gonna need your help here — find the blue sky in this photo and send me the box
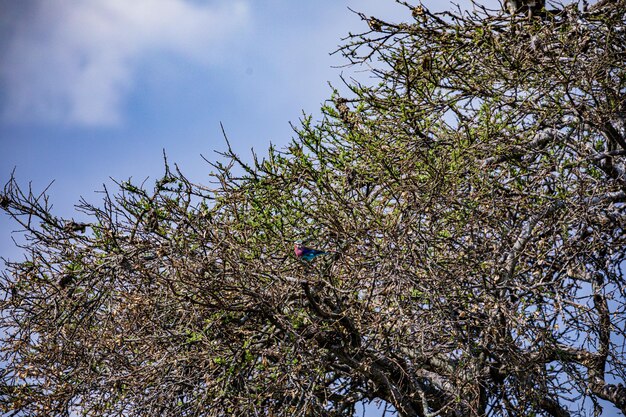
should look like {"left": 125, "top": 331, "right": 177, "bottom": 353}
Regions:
{"left": 0, "top": 0, "right": 421, "bottom": 255}
{"left": 2, "top": 0, "right": 497, "bottom": 255}
{"left": 0, "top": 1, "right": 622, "bottom": 416}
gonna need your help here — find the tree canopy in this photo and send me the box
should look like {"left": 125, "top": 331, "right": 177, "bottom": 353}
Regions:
{"left": 2, "top": 1, "right": 626, "bottom": 416}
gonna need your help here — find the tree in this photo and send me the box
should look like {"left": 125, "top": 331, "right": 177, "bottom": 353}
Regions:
{"left": 2, "top": 1, "right": 626, "bottom": 416}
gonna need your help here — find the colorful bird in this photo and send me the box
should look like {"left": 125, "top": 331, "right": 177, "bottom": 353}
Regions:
{"left": 294, "top": 241, "right": 328, "bottom": 261}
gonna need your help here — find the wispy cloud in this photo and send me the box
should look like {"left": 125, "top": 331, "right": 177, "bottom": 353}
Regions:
{"left": 0, "top": 0, "right": 250, "bottom": 126}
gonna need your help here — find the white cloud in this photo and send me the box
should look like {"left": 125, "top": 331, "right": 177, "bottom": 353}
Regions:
{"left": 0, "top": 0, "right": 250, "bottom": 126}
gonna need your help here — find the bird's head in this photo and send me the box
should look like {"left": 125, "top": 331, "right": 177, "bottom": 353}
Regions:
{"left": 294, "top": 240, "right": 303, "bottom": 249}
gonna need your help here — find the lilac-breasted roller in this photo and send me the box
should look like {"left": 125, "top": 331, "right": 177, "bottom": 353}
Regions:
{"left": 294, "top": 241, "right": 328, "bottom": 261}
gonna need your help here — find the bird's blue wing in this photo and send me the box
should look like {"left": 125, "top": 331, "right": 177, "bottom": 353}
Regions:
{"left": 302, "top": 248, "right": 327, "bottom": 261}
